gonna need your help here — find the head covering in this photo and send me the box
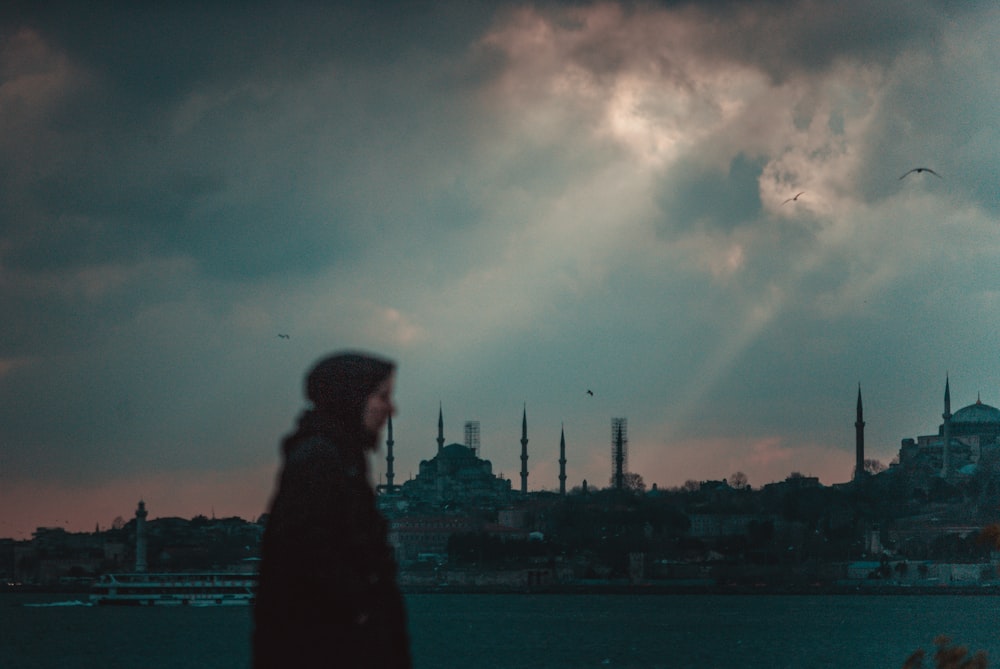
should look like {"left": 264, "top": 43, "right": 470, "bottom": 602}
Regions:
{"left": 306, "top": 352, "right": 395, "bottom": 419}
{"left": 282, "top": 351, "right": 395, "bottom": 456}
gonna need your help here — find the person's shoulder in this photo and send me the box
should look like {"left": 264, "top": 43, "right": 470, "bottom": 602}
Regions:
{"left": 286, "top": 435, "right": 338, "bottom": 465}
{"left": 290, "top": 434, "right": 363, "bottom": 469}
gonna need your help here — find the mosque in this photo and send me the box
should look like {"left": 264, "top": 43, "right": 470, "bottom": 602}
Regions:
{"left": 379, "top": 406, "right": 551, "bottom": 511}
{"left": 895, "top": 377, "right": 1000, "bottom": 477}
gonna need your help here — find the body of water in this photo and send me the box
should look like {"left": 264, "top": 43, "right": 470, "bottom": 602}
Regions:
{"left": 2, "top": 592, "right": 997, "bottom": 668}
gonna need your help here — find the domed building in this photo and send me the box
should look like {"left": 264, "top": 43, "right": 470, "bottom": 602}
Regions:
{"left": 380, "top": 408, "right": 526, "bottom": 566}
{"left": 898, "top": 377, "right": 1000, "bottom": 476}
{"left": 949, "top": 400, "right": 1000, "bottom": 440}
{"left": 398, "top": 407, "right": 513, "bottom": 509}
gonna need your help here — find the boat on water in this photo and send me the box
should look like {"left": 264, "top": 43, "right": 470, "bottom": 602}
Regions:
{"left": 89, "top": 572, "right": 257, "bottom": 606}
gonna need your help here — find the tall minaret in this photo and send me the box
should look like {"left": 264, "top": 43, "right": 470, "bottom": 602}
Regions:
{"left": 519, "top": 404, "right": 529, "bottom": 494}
{"left": 135, "top": 499, "right": 148, "bottom": 573}
{"left": 854, "top": 384, "right": 865, "bottom": 482}
{"left": 558, "top": 424, "right": 567, "bottom": 495}
{"left": 385, "top": 415, "right": 396, "bottom": 492}
{"left": 942, "top": 375, "right": 952, "bottom": 477}
{"left": 436, "top": 403, "right": 445, "bottom": 455}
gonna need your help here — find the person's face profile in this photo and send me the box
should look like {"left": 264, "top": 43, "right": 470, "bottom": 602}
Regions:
{"left": 363, "top": 373, "right": 396, "bottom": 437}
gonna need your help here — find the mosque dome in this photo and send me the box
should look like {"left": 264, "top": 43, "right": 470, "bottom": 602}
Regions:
{"left": 951, "top": 399, "right": 1000, "bottom": 425}
{"left": 439, "top": 443, "right": 477, "bottom": 459}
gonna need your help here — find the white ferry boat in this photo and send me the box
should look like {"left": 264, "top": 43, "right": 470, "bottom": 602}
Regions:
{"left": 89, "top": 572, "right": 257, "bottom": 606}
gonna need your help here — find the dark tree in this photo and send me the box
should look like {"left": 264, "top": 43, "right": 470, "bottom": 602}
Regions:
{"left": 864, "top": 459, "right": 887, "bottom": 475}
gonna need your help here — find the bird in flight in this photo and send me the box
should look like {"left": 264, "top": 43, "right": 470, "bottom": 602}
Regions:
{"left": 899, "top": 167, "right": 941, "bottom": 180}
{"left": 586, "top": 389, "right": 594, "bottom": 396}
{"left": 781, "top": 192, "right": 804, "bottom": 205}
{"left": 278, "top": 333, "right": 290, "bottom": 339}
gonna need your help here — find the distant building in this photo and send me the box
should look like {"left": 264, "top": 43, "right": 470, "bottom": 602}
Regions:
{"left": 687, "top": 514, "right": 759, "bottom": 538}
{"left": 761, "top": 475, "right": 821, "bottom": 494}
{"left": 386, "top": 407, "right": 520, "bottom": 564}
{"left": 897, "top": 377, "right": 1000, "bottom": 476}
{"left": 396, "top": 406, "right": 514, "bottom": 509}
{"left": 0, "top": 538, "right": 14, "bottom": 579}
{"left": 498, "top": 507, "right": 528, "bottom": 530}
{"left": 400, "top": 443, "right": 513, "bottom": 508}
{"left": 388, "top": 515, "right": 480, "bottom": 563}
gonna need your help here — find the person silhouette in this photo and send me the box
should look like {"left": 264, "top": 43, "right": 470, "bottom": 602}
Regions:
{"left": 253, "top": 351, "right": 410, "bottom": 668}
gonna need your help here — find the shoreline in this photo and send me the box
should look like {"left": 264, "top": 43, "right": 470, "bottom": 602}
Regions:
{"left": 398, "top": 582, "right": 1000, "bottom": 595}
{"left": 7, "top": 582, "right": 1000, "bottom": 597}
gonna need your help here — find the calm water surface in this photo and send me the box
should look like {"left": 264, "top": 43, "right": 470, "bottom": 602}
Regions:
{"left": 2, "top": 592, "right": 998, "bottom": 668}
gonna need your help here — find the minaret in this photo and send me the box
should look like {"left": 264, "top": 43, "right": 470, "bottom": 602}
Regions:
{"left": 135, "top": 499, "right": 148, "bottom": 573}
{"left": 559, "top": 424, "right": 567, "bottom": 495}
{"left": 385, "top": 415, "right": 395, "bottom": 492}
{"left": 436, "top": 403, "right": 445, "bottom": 455}
{"left": 942, "top": 375, "right": 952, "bottom": 477}
{"left": 435, "top": 404, "right": 446, "bottom": 495}
{"left": 519, "top": 404, "right": 529, "bottom": 494}
{"left": 854, "top": 384, "right": 865, "bottom": 482}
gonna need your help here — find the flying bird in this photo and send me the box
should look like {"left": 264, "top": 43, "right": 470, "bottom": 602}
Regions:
{"left": 278, "top": 333, "right": 290, "bottom": 339}
{"left": 781, "top": 192, "right": 805, "bottom": 205}
{"left": 586, "top": 389, "right": 594, "bottom": 396}
{"left": 899, "top": 167, "right": 941, "bottom": 180}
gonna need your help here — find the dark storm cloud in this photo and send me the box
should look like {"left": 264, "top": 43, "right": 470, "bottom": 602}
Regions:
{"left": 528, "top": 0, "right": 983, "bottom": 83}
{"left": 1, "top": 1, "right": 505, "bottom": 281}
{"left": 655, "top": 153, "right": 765, "bottom": 233}
{"left": 6, "top": 1, "right": 498, "bottom": 85}
{"left": 706, "top": 2, "right": 940, "bottom": 78}
{"left": 3, "top": 0, "right": 989, "bottom": 284}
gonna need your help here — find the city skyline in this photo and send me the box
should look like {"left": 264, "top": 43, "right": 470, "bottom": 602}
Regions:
{"left": 2, "top": 1, "right": 999, "bottom": 539}
{"left": 0, "top": 380, "right": 988, "bottom": 540}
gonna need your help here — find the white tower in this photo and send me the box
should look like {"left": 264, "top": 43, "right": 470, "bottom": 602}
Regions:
{"left": 135, "top": 500, "right": 148, "bottom": 573}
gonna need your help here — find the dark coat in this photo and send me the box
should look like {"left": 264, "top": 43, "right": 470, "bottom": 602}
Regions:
{"left": 252, "top": 433, "right": 411, "bottom": 668}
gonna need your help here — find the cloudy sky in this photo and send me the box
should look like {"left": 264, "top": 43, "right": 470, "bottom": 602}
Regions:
{"left": 2, "top": 0, "right": 998, "bottom": 538}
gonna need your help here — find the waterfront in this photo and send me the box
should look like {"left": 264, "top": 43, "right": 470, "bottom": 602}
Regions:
{"left": 2, "top": 592, "right": 998, "bottom": 668}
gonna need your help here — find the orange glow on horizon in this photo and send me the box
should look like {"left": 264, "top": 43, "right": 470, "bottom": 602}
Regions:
{"left": 0, "top": 464, "right": 276, "bottom": 540}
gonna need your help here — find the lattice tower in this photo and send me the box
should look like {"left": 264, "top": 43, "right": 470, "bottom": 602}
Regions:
{"left": 611, "top": 417, "right": 628, "bottom": 490}
{"left": 464, "top": 420, "right": 481, "bottom": 456}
